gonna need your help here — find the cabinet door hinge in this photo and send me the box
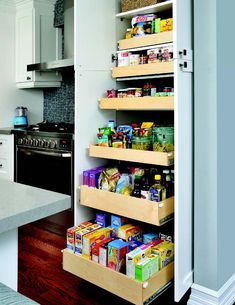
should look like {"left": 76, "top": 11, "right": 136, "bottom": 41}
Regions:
{"left": 179, "top": 60, "right": 193, "bottom": 73}
{"left": 111, "top": 54, "right": 118, "bottom": 63}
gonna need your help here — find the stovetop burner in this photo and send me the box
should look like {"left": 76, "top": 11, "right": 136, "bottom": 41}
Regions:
{"left": 27, "top": 121, "right": 74, "bottom": 133}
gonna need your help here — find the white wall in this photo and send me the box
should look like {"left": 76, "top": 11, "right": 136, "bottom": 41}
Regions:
{"left": 0, "top": 4, "right": 43, "bottom": 128}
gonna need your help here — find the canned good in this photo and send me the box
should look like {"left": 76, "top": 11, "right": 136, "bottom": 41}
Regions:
{"left": 132, "top": 136, "right": 152, "bottom": 151}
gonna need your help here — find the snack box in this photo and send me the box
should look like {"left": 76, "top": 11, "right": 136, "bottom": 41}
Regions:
{"left": 126, "top": 244, "right": 151, "bottom": 279}
{"left": 160, "top": 18, "right": 173, "bottom": 32}
{"left": 91, "top": 237, "right": 114, "bottom": 263}
{"left": 66, "top": 222, "right": 93, "bottom": 252}
{"left": 83, "top": 166, "right": 104, "bottom": 186}
{"left": 135, "top": 258, "right": 151, "bottom": 282}
{"left": 99, "top": 243, "right": 110, "bottom": 267}
{"left": 96, "top": 213, "right": 110, "bottom": 227}
{"left": 147, "top": 49, "right": 158, "bottom": 64}
{"left": 82, "top": 227, "right": 111, "bottom": 259}
{"left": 154, "top": 18, "right": 161, "bottom": 33}
{"left": 147, "top": 238, "right": 163, "bottom": 248}
{"left": 75, "top": 224, "right": 101, "bottom": 255}
{"left": 148, "top": 253, "right": 160, "bottom": 276}
{"left": 89, "top": 167, "right": 104, "bottom": 188}
{"left": 127, "top": 240, "right": 143, "bottom": 252}
{"left": 111, "top": 215, "right": 129, "bottom": 236}
{"left": 118, "top": 224, "right": 142, "bottom": 242}
{"left": 108, "top": 239, "right": 129, "bottom": 272}
{"left": 143, "top": 232, "right": 158, "bottom": 244}
{"left": 151, "top": 241, "right": 174, "bottom": 269}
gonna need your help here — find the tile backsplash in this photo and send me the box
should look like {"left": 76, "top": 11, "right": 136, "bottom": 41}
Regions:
{"left": 43, "top": 71, "right": 75, "bottom": 123}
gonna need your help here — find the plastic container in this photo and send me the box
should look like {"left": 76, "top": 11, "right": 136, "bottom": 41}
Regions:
{"left": 152, "top": 127, "right": 174, "bottom": 152}
{"left": 132, "top": 136, "right": 152, "bottom": 151}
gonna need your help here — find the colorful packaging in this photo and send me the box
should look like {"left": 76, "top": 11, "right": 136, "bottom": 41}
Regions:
{"left": 66, "top": 222, "right": 93, "bottom": 252}
{"left": 111, "top": 215, "right": 129, "bottom": 236}
{"left": 148, "top": 253, "right": 160, "bottom": 277}
{"left": 160, "top": 18, "right": 173, "bottom": 32}
{"left": 127, "top": 240, "right": 143, "bottom": 252}
{"left": 126, "top": 244, "right": 151, "bottom": 279}
{"left": 83, "top": 166, "right": 105, "bottom": 187}
{"left": 151, "top": 241, "right": 174, "bottom": 269}
{"left": 118, "top": 224, "right": 142, "bottom": 242}
{"left": 75, "top": 224, "right": 101, "bottom": 255}
{"left": 154, "top": 18, "right": 161, "bottom": 33}
{"left": 96, "top": 213, "right": 110, "bottom": 227}
{"left": 147, "top": 49, "right": 158, "bottom": 63}
{"left": 108, "top": 239, "right": 129, "bottom": 272}
{"left": 135, "top": 258, "right": 151, "bottom": 282}
{"left": 91, "top": 237, "right": 113, "bottom": 263}
{"left": 82, "top": 227, "right": 111, "bottom": 259}
{"left": 99, "top": 244, "right": 109, "bottom": 267}
{"left": 143, "top": 232, "right": 158, "bottom": 244}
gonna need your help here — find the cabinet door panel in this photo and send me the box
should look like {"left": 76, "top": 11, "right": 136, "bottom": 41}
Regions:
{"left": 16, "top": 10, "right": 33, "bottom": 82}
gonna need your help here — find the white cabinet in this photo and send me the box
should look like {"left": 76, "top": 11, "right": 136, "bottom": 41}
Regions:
{"left": 0, "top": 135, "right": 14, "bottom": 181}
{"left": 15, "top": 0, "right": 62, "bottom": 88}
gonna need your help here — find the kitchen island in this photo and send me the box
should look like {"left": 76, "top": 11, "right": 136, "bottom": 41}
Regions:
{"left": 0, "top": 179, "right": 71, "bottom": 291}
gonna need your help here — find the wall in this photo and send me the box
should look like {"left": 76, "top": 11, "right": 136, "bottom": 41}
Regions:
{"left": 194, "top": 0, "right": 235, "bottom": 292}
{"left": 0, "top": 3, "right": 43, "bottom": 128}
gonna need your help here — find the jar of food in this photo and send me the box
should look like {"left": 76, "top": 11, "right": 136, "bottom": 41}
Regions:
{"left": 153, "top": 127, "right": 174, "bottom": 152}
{"left": 132, "top": 136, "right": 152, "bottom": 151}
{"left": 127, "top": 88, "right": 136, "bottom": 98}
{"left": 130, "top": 54, "right": 140, "bottom": 66}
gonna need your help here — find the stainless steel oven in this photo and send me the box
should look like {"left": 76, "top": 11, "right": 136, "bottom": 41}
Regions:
{"left": 14, "top": 125, "right": 74, "bottom": 229}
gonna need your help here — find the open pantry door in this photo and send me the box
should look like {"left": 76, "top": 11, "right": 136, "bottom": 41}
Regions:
{"left": 173, "top": 0, "right": 194, "bottom": 302}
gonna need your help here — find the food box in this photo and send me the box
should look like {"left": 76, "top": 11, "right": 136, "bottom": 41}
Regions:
{"left": 96, "top": 213, "right": 110, "bottom": 227}
{"left": 151, "top": 241, "right": 174, "bottom": 269}
{"left": 108, "top": 239, "right": 129, "bottom": 272}
{"left": 75, "top": 224, "right": 101, "bottom": 255}
{"left": 127, "top": 240, "right": 143, "bottom": 251}
{"left": 147, "top": 49, "right": 159, "bottom": 63}
{"left": 82, "top": 227, "right": 111, "bottom": 259}
{"left": 99, "top": 244, "right": 109, "bottom": 267}
{"left": 66, "top": 222, "right": 93, "bottom": 252}
{"left": 121, "top": 0, "right": 164, "bottom": 13}
{"left": 160, "top": 18, "right": 173, "bottom": 32}
{"left": 143, "top": 232, "right": 158, "bottom": 244}
{"left": 154, "top": 18, "right": 161, "bottom": 33}
{"left": 135, "top": 253, "right": 160, "bottom": 282}
{"left": 91, "top": 237, "right": 113, "bottom": 263}
{"left": 126, "top": 244, "right": 151, "bottom": 278}
{"left": 118, "top": 224, "right": 142, "bottom": 242}
{"left": 111, "top": 215, "right": 129, "bottom": 236}
{"left": 148, "top": 253, "right": 160, "bottom": 276}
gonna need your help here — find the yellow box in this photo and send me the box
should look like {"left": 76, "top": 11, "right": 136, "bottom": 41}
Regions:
{"left": 66, "top": 221, "right": 93, "bottom": 252}
{"left": 75, "top": 224, "right": 101, "bottom": 255}
{"left": 160, "top": 18, "right": 173, "bottom": 32}
{"left": 118, "top": 224, "right": 142, "bottom": 242}
{"left": 151, "top": 241, "right": 174, "bottom": 269}
{"left": 82, "top": 227, "right": 111, "bottom": 259}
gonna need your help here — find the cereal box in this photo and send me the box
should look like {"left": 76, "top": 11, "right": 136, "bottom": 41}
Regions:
{"left": 111, "top": 215, "right": 129, "bottom": 236}
{"left": 135, "top": 258, "right": 151, "bottom": 282}
{"left": 96, "top": 213, "right": 110, "bottom": 227}
{"left": 66, "top": 221, "right": 93, "bottom": 252}
{"left": 91, "top": 238, "right": 113, "bottom": 263}
{"left": 126, "top": 244, "right": 151, "bottom": 279}
{"left": 127, "top": 240, "right": 143, "bottom": 252}
{"left": 108, "top": 239, "right": 129, "bottom": 272}
{"left": 82, "top": 227, "right": 111, "bottom": 259}
{"left": 75, "top": 224, "right": 101, "bottom": 255}
{"left": 160, "top": 18, "right": 173, "bottom": 32}
{"left": 118, "top": 224, "right": 142, "bottom": 242}
{"left": 147, "top": 49, "right": 158, "bottom": 63}
{"left": 151, "top": 241, "right": 174, "bottom": 269}
{"left": 99, "top": 244, "right": 109, "bottom": 267}
{"left": 148, "top": 254, "right": 160, "bottom": 276}
{"left": 143, "top": 232, "right": 158, "bottom": 244}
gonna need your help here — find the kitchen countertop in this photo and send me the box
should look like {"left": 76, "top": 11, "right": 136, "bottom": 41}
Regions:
{"left": 0, "top": 127, "right": 13, "bottom": 135}
{"left": 0, "top": 179, "right": 71, "bottom": 234}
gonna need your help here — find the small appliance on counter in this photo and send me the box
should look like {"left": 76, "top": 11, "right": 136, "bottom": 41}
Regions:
{"left": 14, "top": 106, "right": 28, "bottom": 128}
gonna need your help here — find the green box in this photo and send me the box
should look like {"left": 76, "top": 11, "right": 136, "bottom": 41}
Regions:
{"left": 154, "top": 18, "right": 161, "bottom": 33}
{"left": 135, "top": 259, "right": 151, "bottom": 282}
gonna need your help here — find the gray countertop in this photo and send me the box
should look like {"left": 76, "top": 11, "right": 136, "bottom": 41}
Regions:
{"left": 0, "top": 128, "right": 13, "bottom": 135}
{"left": 0, "top": 179, "right": 71, "bottom": 234}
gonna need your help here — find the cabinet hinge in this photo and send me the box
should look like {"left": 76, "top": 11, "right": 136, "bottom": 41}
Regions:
{"left": 178, "top": 49, "right": 193, "bottom": 73}
{"left": 111, "top": 54, "right": 118, "bottom": 63}
{"left": 179, "top": 60, "right": 193, "bottom": 73}
{"left": 178, "top": 49, "right": 193, "bottom": 61}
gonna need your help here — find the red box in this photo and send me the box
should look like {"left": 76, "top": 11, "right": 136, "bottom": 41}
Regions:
{"left": 91, "top": 238, "right": 113, "bottom": 263}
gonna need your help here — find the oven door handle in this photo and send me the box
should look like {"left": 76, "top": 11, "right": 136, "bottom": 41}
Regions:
{"left": 18, "top": 148, "right": 71, "bottom": 158}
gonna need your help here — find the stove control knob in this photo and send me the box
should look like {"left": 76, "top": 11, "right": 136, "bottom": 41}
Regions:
{"left": 44, "top": 141, "right": 50, "bottom": 149}
{"left": 50, "top": 141, "right": 56, "bottom": 149}
{"left": 28, "top": 139, "right": 33, "bottom": 146}
{"left": 38, "top": 140, "right": 44, "bottom": 148}
{"left": 18, "top": 138, "right": 23, "bottom": 145}
{"left": 23, "top": 138, "right": 28, "bottom": 145}
{"left": 33, "top": 139, "right": 39, "bottom": 147}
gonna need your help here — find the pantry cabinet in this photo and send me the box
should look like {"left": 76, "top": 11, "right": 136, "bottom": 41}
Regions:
{"left": 15, "top": 0, "right": 62, "bottom": 88}
{"left": 63, "top": 0, "right": 193, "bottom": 304}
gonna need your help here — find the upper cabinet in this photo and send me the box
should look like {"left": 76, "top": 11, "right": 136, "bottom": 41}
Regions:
{"left": 15, "top": 0, "right": 62, "bottom": 88}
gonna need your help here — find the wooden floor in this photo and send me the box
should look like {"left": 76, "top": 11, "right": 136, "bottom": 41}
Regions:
{"left": 18, "top": 222, "right": 190, "bottom": 305}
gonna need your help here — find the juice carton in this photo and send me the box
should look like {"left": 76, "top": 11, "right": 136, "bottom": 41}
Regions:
{"left": 147, "top": 253, "right": 160, "bottom": 276}
{"left": 108, "top": 239, "right": 129, "bottom": 272}
{"left": 111, "top": 215, "right": 129, "bottom": 236}
{"left": 151, "top": 241, "right": 174, "bottom": 269}
{"left": 135, "top": 258, "right": 151, "bottom": 282}
{"left": 66, "top": 221, "right": 93, "bottom": 252}
{"left": 143, "top": 232, "right": 158, "bottom": 244}
{"left": 82, "top": 227, "right": 111, "bottom": 259}
{"left": 118, "top": 224, "right": 142, "bottom": 242}
{"left": 75, "top": 224, "right": 101, "bottom": 255}
{"left": 91, "top": 237, "right": 113, "bottom": 263}
{"left": 96, "top": 213, "right": 110, "bottom": 227}
{"left": 126, "top": 244, "right": 151, "bottom": 279}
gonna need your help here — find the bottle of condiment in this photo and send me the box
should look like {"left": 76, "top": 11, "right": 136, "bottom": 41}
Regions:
{"left": 162, "top": 169, "right": 171, "bottom": 198}
{"left": 140, "top": 169, "right": 151, "bottom": 200}
{"left": 132, "top": 176, "right": 141, "bottom": 198}
{"left": 148, "top": 174, "right": 166, "bottom": 202}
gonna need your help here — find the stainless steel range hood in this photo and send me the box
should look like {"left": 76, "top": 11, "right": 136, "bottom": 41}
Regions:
{"left": 27, "top": 0, "right": 74, "bottom": 72}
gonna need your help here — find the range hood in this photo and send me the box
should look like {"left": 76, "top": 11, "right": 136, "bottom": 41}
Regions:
{"left": 27, "top": 0, "right": 74, "bottom": 72}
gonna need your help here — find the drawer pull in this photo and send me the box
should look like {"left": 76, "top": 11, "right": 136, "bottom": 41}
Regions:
{"left": 0, "top": 164, "right": 2, "bottom": 167}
